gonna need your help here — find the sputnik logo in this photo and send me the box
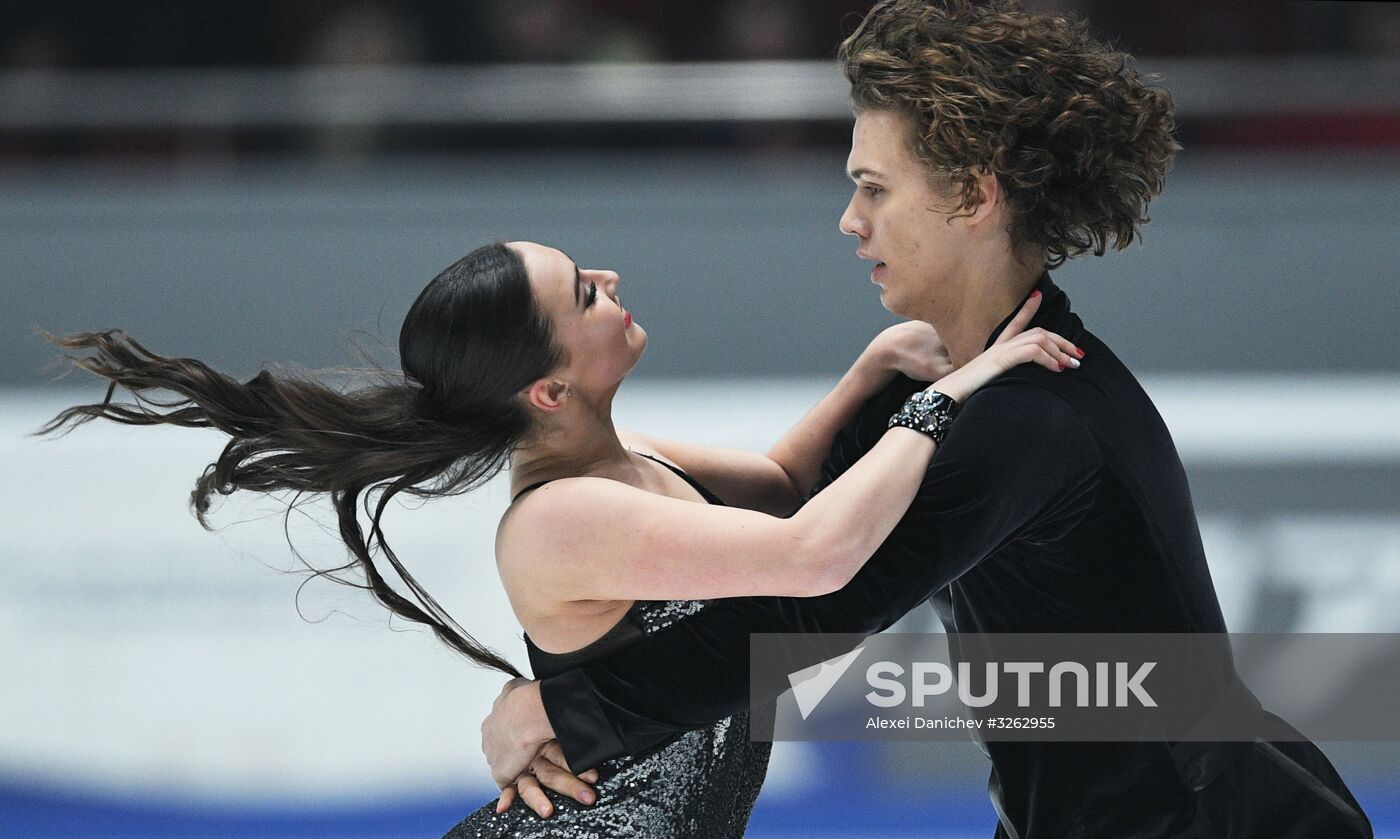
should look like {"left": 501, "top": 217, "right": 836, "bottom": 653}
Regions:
{"left": 788, "top": 646, "right": 866, "bottom": 720}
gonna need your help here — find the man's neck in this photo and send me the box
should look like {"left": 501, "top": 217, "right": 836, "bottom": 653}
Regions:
{"left": 925, "top": 253, "right": 1046, "bottom": 370}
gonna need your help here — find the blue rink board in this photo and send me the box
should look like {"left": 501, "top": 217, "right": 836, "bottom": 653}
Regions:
{"left": 4, "top": 742, "right": 1398, "bottom": 839}
{"left": 4, "top": 783, "right": 1397, "bottom": 838}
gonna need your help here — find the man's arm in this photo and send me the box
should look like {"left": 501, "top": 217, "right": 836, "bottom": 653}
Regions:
{"left": 533, "top": 376, "right": 1102, "bottom": 771}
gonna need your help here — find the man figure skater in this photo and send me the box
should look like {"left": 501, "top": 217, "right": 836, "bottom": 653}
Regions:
{"left": 479, "top": 1, "right": 1373, "bottom": 835}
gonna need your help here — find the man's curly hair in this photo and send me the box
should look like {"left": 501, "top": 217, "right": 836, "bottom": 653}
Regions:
{"left": 838, "top": 0, "right": 1182, "bottom": 269}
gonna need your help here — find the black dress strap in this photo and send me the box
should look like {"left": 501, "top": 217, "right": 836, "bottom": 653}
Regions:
{"left": 511, "top": 479, "right": 552, "bottom": 504}
{"left": 510, "top": 451, "right": 726, "bottom": 506}
{"left": 633, "top": 451, "right": 726, "bottom": 507}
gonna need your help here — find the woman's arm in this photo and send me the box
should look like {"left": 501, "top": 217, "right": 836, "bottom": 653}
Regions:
{"left": 499, "top": 321, "right": 1079, "bottom": 603}
{"left": 619, "top": 349, "right": 896, "bottom": 518}
{"left": 626, "top": 294, "right": 1046, "bottom": 516}
{"left": 504, "top": 422, "right": 936, "bottom": 600}
{"left": 760, "top": 318, "right": 955, "bottom": 505}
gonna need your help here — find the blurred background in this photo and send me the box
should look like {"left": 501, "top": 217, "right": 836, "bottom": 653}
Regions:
{"left": 3, "top": 0, "right": 1399, "bottom": 836}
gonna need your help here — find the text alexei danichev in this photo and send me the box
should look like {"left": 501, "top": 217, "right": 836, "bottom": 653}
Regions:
{"left": 867, "top": 716, "right": 982, "bottom": 729}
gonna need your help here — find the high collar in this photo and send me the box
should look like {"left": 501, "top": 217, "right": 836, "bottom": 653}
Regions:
{"left": 981, "top": 269, "right": 1072, "bottom": 351}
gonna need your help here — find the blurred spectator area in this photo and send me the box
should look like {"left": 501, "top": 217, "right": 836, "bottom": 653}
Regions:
{"left": 6, "top": 1, "right": 1400, "bottom": 66}
{"left": 1, "top": 0, "right": 1399, "bottom": 159}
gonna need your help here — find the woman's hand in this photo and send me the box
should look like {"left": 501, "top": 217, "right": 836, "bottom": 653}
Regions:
{"left": 933, "top": 291, "right": 1084, "bottom": 404}
{"left": 863, "top": 321, "right": 956, "bottom": 385}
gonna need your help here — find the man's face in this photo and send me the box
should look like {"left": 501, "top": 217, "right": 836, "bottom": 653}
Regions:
{"left": 839, "top": 109, "right": 966, "bottom": 319}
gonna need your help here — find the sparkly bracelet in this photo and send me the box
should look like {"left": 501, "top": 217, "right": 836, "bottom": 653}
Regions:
{"left": 887, "top": 388, "right": 961, "bottom": 444}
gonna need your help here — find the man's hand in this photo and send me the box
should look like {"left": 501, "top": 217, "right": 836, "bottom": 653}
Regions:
{"left": 480, "top": 678, "right": 556, "bottom": 787}
{"left": 494, "top": 741, "right": 601, "bottom": 818}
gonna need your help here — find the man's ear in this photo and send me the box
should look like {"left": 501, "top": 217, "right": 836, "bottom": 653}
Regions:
{"left": 957, "top": 167, "right": 1007, "bottom": 230}
{"left": 524, "top": 378, "right": 571, "bottom": 413}
{"left": 968, "top": 168, "right": 1002, "bottom": 222}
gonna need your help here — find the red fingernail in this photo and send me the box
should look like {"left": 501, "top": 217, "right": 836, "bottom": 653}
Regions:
{"left": 1075, "top": 347, "right": 1085, "bottom": 358}
{"left": 1031, "top": 290, "right": 1041, "bottom": 299}
{"left": 1057, "top": 363, "right": 1065, "bottom": 371}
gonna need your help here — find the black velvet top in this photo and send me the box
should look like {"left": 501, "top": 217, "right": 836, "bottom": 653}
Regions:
{"left": 536, "top": 273, "right": 1372, "bottom": 838}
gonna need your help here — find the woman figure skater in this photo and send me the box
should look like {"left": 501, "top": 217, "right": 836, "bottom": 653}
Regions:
{"left": 35, "top": 239, "right": 1081, "bottom": 837}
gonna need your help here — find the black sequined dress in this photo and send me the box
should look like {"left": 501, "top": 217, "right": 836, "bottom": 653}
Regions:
{"left": 442, "top": 456, "right": 773, "bottom": 838}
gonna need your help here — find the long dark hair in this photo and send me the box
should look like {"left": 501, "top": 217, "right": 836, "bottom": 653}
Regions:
{"left": 31, "top": 242, "right": 561, "bottom": 676}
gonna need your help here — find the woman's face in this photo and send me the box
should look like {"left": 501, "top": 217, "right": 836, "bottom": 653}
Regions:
{"left": 508, "top": 240, "right": 646, "bottom": 397}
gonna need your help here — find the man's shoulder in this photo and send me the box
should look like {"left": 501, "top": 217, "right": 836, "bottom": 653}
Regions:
{"left": 865, "top": 369, "right": 1090, "bottom": 435}
{"left": 961, "top": 367, "right": 1084, "bottom": 420}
